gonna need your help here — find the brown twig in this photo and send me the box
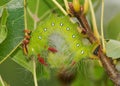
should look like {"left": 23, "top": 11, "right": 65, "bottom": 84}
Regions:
{"left": 68, "top": 2, "right": 120, "bottom": 86}
{"left": 98, "top": 47, "right": 120, "bottom": 86}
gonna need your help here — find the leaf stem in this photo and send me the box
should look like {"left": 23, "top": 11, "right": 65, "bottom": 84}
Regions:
{"left": 88, "top": 0, "right": 100, "bottom": 42}
{"left": 27, "top": 8, "right": 33, "bottom": 19}
{"left": 0, "top": 75, "right": 5, "bottom": 86}
{"left": 27, "top": 0, "right": 40, "bottom": 30}
{"left": 27, "top": 7, "right": 40, "bottom": 30}
{"left": 24, "top": 0, "right": 28, "bottom": 30}
{"left": 33, "top": 18, "right": 37, "bottom": 30}
{"left": 33, "top": 59, "right": 38, "bottom": 86}
{"left": 35, "top": 0, "right": 39, "bottom": 15}
{"left": 0, "top": 41, "right": 22, "bottom": 64}
{"left": 101, "top": 0, "right": 106, "bottom": 52}
{"left": 52, "top": 0, "right": 68, "bottom": 15}
{"left": 34, "top": 0, "right": 40, "bottom": 29}
{"left": 63, "top": 0, "right": 69, "bottom": 12}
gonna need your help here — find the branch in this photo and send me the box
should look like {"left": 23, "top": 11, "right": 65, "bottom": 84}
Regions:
{"left": 98, "top": 47, "right": 120, "bottom": 86}
{"left": 68, "top": 2, "right": 120, "bottom": 86}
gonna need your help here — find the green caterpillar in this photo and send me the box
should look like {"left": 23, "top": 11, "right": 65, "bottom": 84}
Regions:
{"left": 27, "top": 15, "right": 95, "bottom": 68}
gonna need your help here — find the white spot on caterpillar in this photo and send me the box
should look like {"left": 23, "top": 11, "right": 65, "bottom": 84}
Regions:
{"left": 76, "top": 43, "right": 80, "bottom": 47}
{"left": 66, "top": 27, "right": 70, "bottom": 31}
{"left": 44, "top": 28, "right": 47, "bottom": 32}
{"left": 52, "top": 22, "right": 55, "bottom": 26}
{"left": 81, "top": 50, "right": 84, "bottom": 54}
{"left": 38, "top": 36, "right": 42, "bottom": 40}
{"left": 60, "top": 23, "right": 63, "bottom": 26}
{"left": 72, "top": 35, "right": 76, "bottom": 38}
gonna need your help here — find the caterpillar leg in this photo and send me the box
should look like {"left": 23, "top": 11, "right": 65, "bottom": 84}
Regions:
{"left": 22, "top": 29, "right": 31, "bottom": 55}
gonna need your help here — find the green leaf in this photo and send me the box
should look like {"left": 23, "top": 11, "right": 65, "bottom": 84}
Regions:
{"left": 0, "top": 0, "right": 11, "bottom": 6}
{"left": 12, "top": 48, "right": 50, "bottom": 80}
{"left": 0, "top": 75, "right": 10, "bottom": 86}
{"left": 107, "top": 13, "right": 120, "bottom": 40}
{"left": 0, "top": 8, "right": 8, "bottom": 44}
{"left": 12, "top": 48, "right": 33, "bottom": 72}
{"left": 0, "top": 1, "right": 24, "bottom": 64}
{"left": 36, "top": 62, "right": 50, "bottom": 80}
{"left": 106, "top": 40, "right": 120, "bottom": 59}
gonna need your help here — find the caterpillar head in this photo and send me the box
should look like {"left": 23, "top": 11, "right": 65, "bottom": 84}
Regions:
{"left": 27, "top": 15, "right": 94, "bottom": 69}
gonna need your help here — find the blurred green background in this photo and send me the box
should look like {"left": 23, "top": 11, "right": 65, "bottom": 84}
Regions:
{"left": 0, "top": 0, "right": 120, "bottom": 86}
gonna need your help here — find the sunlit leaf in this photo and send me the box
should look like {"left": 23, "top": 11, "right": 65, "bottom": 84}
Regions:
{"left": 106, "top": 40, "right": 120, "bottom": 59}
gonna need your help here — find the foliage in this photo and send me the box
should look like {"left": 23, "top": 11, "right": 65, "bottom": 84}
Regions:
{"left": 0, "top": 0, "right": 120, "bottom": 86}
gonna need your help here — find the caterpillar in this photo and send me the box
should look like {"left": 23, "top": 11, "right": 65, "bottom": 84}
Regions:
{"left": 27, "top": 15, "right": 95, "bottom": 69}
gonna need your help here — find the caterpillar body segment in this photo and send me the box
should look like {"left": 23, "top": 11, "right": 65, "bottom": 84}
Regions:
{"left": 27, "top": 15, "right": 94, "bottom": 68}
